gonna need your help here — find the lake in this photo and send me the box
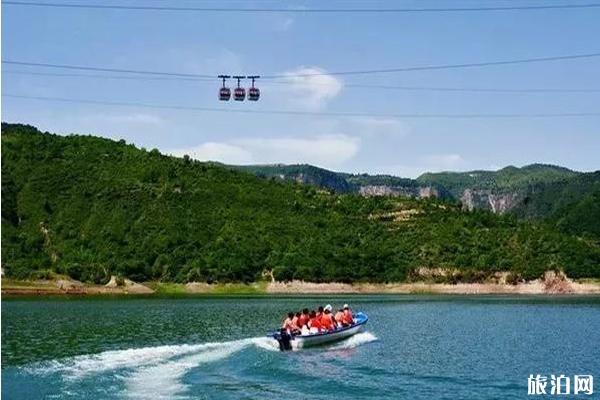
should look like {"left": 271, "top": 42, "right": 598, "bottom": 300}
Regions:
{"left": 2, "top": 295, "right": 599, "bottom": 399}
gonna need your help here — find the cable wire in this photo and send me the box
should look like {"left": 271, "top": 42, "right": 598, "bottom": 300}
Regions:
{"left": 4, "top": 93, "right": 600, "bottom": 119}
{"left": 4, "top": 51, "right": 600, "bottom": 80}
{"left": 4, "top": 1, "right": 600, "bottom": 12}
{"left": 5, "top": 70, "right": 600, "bottom": 93}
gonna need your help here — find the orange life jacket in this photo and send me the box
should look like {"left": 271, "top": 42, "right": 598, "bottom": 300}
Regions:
{"left": 298, "top": 314, "right": 309, "bottom": 327}
{"left": 309, "top": 317, "right": 322, "bottom": 330}
{"left": 334, "top": 311, "right": 344, "bottom": 323}
{"left": 343, "top": 309, "right": 353, "bottom": 325}
{"left": 321, "top": 313, "right": 334, "bottom": 330}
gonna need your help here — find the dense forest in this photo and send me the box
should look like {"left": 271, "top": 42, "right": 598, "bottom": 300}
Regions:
{"left": 416, "top": 164, "right": 578, "bottom": 198}
{"left": 512, "top": 172, "right": 600, "bottom": 239}
{"left": 2, "top": 123, "right": 599, "bottom": 284}
{"left": 232, "top": 164, "right": 352, "bottom": 193}
{"left": 228, "top": 161, "right": 580, "bottom": 199}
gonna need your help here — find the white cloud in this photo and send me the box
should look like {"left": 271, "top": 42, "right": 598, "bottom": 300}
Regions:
{"left": 236, "top": 134, "right": 359, "bottom": 166}
{"left": 167, "top": 134, "right": 359, "bottom": 168}
{"left": 282, "top": 66, "right": 343, "bottom": 110}
{"left": 169, "top": 142, "right": 253, "bottom": 165}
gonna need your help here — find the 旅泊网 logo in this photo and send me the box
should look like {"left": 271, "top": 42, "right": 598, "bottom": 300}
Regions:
{"left": 528, "top": 374, "right": 593, "bottom": 396}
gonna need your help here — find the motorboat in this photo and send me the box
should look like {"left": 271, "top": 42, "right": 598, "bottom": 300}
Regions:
{"left": 270, "top": 312, "right": 368, "bottom": 351}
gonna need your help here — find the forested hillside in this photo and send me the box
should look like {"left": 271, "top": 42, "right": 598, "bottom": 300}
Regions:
{"left": 512, "top": 172, "right": 600, "bottom": 239}
{"left": 2, "top": 123, "right": 599, "bottom": 284}
{"left": 226, "top": 162, "right": 593, "bottom": 214}
{"left": 232, "top": 164, "right": 352, "bottom": 193}
{"left": 416, "top": 164, "right": 578, "bottom": 198}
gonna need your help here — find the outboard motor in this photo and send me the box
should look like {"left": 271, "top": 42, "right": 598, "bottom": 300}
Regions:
{"left": 276, "top": 328, "right": 293, "bottom": 351}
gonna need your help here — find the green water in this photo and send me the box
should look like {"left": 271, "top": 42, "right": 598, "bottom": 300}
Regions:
{"left": 2, "top": 295, "right": 600, "bottom": 399}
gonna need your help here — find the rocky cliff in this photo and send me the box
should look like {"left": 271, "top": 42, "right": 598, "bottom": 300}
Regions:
{"left": 228, "top": 163, "right": 589, "bottom": 217}
{"left": 460, "top": 189, "right": 523, "bottom": 213}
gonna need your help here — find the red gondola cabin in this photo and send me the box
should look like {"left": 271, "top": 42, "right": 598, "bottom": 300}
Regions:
{"left": 234, "top": 87, "right": 246, "bottom": 101}
{"left": 219, "top": 87, "right": 231, "bottom": 101}
{"left": 248, "top": 87, "right": 260, "bottom": 101}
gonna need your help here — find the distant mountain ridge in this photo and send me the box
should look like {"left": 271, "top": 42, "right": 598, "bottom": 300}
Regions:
{"left": 227, "top": 163, "right": 582, "bottom": 207}
{"left": 416, "top": 164, "right": 579, "bottom": 213}
{"left": 232, "top": 164, "right": 352, "bottom": 193}
{"left": 226, "top": 162, "right": 600, "bottom": 240}
{"left": 512, "top": 171, "right": 600, "bottom": 239}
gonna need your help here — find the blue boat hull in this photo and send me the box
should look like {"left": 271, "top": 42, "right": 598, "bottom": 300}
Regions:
{"left": 270, "top": 312, "right": 368, "bottom": 350}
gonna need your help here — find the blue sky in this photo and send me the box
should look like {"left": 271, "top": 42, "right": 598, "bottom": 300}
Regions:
{"left": 2, "top": 0, "right": 599, "bottom": 177}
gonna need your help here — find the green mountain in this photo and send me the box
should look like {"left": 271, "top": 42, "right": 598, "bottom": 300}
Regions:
{"left": 227, "top": 164, "right": 451, "bottom": 199}
{"left": 231, "top": 164, "right": 352, "bottom": 193}
{"left": 226, "top": 163, "right": 583, "bottom": 213}
{"left": 2, "top": 123, "right": 599, "bottom": 284}
{"left": 342, "top": 173, "right": 452, "bottom": 199}
{"left": 512, "top": 172, "right": 600, "bottom": 239}
{"left": 415, "top": 164, "right": 581, "bottom": 213}
{"left": 416, "top": 164, "right": 577, "bottom": 197}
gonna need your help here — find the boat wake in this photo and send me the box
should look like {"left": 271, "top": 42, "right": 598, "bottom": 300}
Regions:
{"left": 329, "top": 332, "right": 378, "bottom": 350}
{"left": 22, "top": 333, "right": 375, "bottom": 399}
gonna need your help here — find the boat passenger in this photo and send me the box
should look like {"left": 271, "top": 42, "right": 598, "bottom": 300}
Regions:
{"left": 321, "top": 304, "right": 335, "bottom": 331}
{"left": 308, "top": 310, "right": 322, "bottom": 333}
{"left": 335, "top": 309, "right": 346, "bottom": 327}
{"left": 297, "top": 308, "right": 310, "bottom": 328}
{"left": 291, "top": 312, "right": 302, "bottom": 334}
{"left": 342, "top": 304, "right": 354, "bottom": 325}
{"left": 316, "top": 306, "right": 324, "bottom": 320}
{"left": 282, "top": 312, "right": 299, "bottom": 334}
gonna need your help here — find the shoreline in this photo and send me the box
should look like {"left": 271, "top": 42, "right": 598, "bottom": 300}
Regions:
{"left": 3, "top": 277, "right": 600, "bottom": 297}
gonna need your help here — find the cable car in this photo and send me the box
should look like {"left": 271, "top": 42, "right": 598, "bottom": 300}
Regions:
{"left": 233, "top": 76, "right": 246, "bottom": 101}
{"left": 234, "top": 87, "right": 246, "bottom": 101}
{"left": 218, "top": 75, "right": 231, "bottom": 101}
{"left": 248, "top": 75, "right": 260, "bottom": 101}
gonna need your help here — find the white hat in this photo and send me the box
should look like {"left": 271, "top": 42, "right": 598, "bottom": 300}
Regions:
{"left": 324, "top": 304, "right": 332, "bottom": 312}
{"left": 343, "top": 304, "right": 349, "bottom": 309}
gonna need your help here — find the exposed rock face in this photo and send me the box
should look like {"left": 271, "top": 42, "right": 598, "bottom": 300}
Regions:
{"left": 418, "top": 186, "right": 439, "bottom": 198}
{"left": 542, "top": 270, "right": 573, "bottom": 294}
{"left": 487, "top": 192, "right": 522, "bottom": 213}
{"left": 460, "top": 189, "right": 522, "bottom": 213}
{"left": 359, "top": 185, "right": 415, "bottom": 197}
{"left": 359, "top": 185, "right": 440, "bottom": 199}
{"left": 105, "top": 275, "right": 154, "bottom": 294}
{"left": 56, "top": 279, "right": 84, "bottom": 291}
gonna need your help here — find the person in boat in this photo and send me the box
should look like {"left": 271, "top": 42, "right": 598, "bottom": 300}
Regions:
{"left": 292, "top": 312, "right": 301, "bottom": 331}
{"left": 282, "top": 312, "right": 300, "bottom": 334}
{"left": 297, "top": 308, "right": 310, "bottom": 328}
{"left": 334, "top": 308, "right": 347, "bottom": 327}
{"left": 316, "top": 306, "right": 324, "bottom": 321}
{"left": 320, "top": 304, "right": 335, "bottom": 331}
{"left": 308, "top": 310, "right": 323, "bottom": 333}
{"left": 342, "top": 304, "right": 354, "bottom": 325}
